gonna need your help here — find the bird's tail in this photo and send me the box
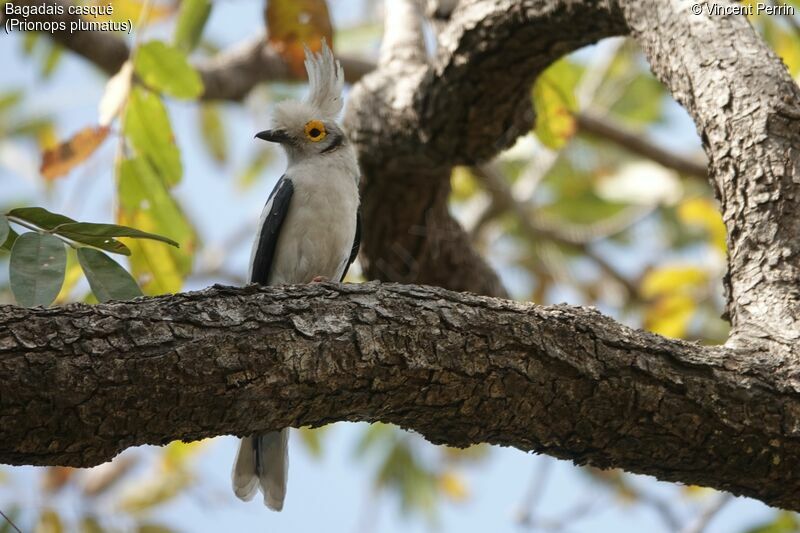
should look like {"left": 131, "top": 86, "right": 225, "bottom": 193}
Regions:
{"left": 231, "top": 429, "right": 289, "bottom": 511}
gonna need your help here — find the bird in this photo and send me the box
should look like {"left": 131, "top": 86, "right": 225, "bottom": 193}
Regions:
{"left": 231, "top": 41, "right": 361, "bottom": 511}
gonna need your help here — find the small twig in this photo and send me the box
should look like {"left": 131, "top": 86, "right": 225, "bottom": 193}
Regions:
{"left": 638, "top": 490, "right": 683, "bottom": 532}
{"left": 516, "top": 457, "right": 553, "bottom": 526}
{"left": 575, "top": 112, "right": 708, "bottom": 180}
{"left": 0, "top": 508, "right": 22, "bottom": 533}
{"left": 679, "top": 493, "right": 733, "bottom": 533}
{"left": 474, "top": 163, "right": 640, "bottom": 300}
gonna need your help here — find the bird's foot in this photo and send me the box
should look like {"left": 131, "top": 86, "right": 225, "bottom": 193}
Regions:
{"left": 311, "top": 276, "right": 330, "bottom": 283}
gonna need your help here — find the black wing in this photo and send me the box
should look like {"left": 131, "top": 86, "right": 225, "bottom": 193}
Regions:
{"left": 340, "top": 211, "right": 361, "bottom": 282}
{"left": 250, "top": 176, "right": 294, "bottom": 284}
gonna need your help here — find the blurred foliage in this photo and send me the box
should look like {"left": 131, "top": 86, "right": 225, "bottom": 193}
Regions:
{"left": 0, "top": 442, "right": 205, "bottom": 532}
{"left": 1, "top": 0, "right": 799, "bottom": 532}
{"left": 267, "top": 0, "right": 333, "bottom": 76}
{"left": 356, "top": 423, "right": 484, "bottom": 521}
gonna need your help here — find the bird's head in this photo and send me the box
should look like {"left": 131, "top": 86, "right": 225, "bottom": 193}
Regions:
{"left": 256, "top": 41, "right": 347, "bottom": 162}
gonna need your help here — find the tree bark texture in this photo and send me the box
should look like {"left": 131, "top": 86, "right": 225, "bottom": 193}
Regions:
{"left": 3, "top": 282, "right": 800, "bottom": 511}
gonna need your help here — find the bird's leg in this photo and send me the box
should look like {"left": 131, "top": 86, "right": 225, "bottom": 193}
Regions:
{"left": 311, "top": 276, "right": 330, "bottom": 283}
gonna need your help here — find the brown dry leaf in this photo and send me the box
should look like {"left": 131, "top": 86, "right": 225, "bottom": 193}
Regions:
{"left": 83, "top": 454, "right": 139, "bottom": 497}
{"left": 266, "top": 0, "right": 333, "bottom": 77}
{"left": 40, "top": 126, "right": 110, "bottom": 180}
{"left": 41, "top": 466, "right": 74, "bottom": 493}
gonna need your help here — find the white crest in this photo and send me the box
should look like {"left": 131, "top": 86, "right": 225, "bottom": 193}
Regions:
{"left": 303, "top": 40, "right": 344, "bottom": 119}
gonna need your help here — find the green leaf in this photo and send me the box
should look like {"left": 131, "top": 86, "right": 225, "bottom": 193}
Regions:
{"left": 36, "top": 509, "right": 64, "bottom": 533}
{"left": 79, "top": 516, "right": 106, "bottom": 533}
{"left": 41, "top": 42, "right": 64, "bottom": 79}
{"left": 1, "top": 227, "right": 18, "bottom": 252}
{"left": 174, "top": 0, "right": 212, "bottom": 53}
{"left": 0, "top": 505, "right": 20, "bottom": 533}
{"left": 118, "top": 157, "right": 197, "bottom": 295}
{"left": 298, "top": 427, "right": 327, "bottom": 459}
{"left": 57, "top": 222, "right": 179, "bottom": 247}
{"left": 532, "top": 59, "right": 582, "bottom": 149}
{"left": 10, "top": 232, "right": 66, "bottom": 307}
{"left": 56, "top": 232, "right": 131, "bottom": 256}
{"left": 744, "top": 511, "right": 800, "bottom": 533}
{"left": 7, "top": 207, "right": 130, "bottom": 255}
{"left": 22, "top": 31, "right": 38, "bottom": 56}
{"left": 137, "top": 524, "right": 178, "bottom": 533}
{"left": 236, "top": 148, "right": 274, "bottom": 189}
{"left": 199, "top": 103, "right": 228, "bottom": 163}
{"left": 7, "top": 206, "right": 76, "bottom": 230}
{"left": 125, "top": 87, "right": 182, "bottom": 187}
{"left": 0, "top": 216, "right": 8, "bottom": 248}
{"left": 78, "top": 248, "right": 143, "bottom": 303}
{"left": 134, "top": 41, "right": 204, "bottom": 99}
{"left": 355, "top": 422, "right": 394, "bottom": 456}
{"left": 609, "top": 73, "right": 665, "bottom": 125}
{"left": 0, "top": 90, "right": 23, "bottom": 115}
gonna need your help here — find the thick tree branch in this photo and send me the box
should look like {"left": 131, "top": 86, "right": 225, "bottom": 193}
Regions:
{"left": 618, "top": 0, "right": 800, "bottom": 345}
{"left": 2, "top": 282, "right": 800, "bottom": 511}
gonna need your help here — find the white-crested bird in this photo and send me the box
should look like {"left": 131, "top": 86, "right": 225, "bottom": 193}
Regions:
{"left": 231, "top": 42, "right": 361, "bottom": 511}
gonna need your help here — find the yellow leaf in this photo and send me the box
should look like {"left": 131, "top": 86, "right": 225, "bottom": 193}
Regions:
{"left": 54, "top": 250, "right": 83, "bottom": 304}
{"left": 678, "top": 197, "right": 727, "bottom": 252}
{"left": 118, "top": 211, "right": 185, "bottom": 295}
{"left": 644, "top": 293, "right": 696, "bottom": 338}
{"left": 117, "top": 472, "right": 191, "bottom": 514}
{"left": 772, "top": 25, "right": 800, "bottom": 77}
{"left": 35, "top": 509, "right": 63, "bottom": 533}
{"left": 441, "top": 444, "right": 489, "bottom": 463}
{"left": 85, "top": 0, "right": 174, "bottom": 24}
{"left": 117, "top": 157, "right": 196, "bottom": 295}
{"left": 37, "top": 122, "right": 58, "bottom": 150}
{"left": 641, "top": 266, "right": 708, "bottom": 299}
{"left": 40, "top": 126, "right": 110, "bottom": 180}
{"left": 160, "top": 440, "right": 206, "bottom": 473}
{"left": 682, "top": 485, "right": 715, "bottom": 500}
{"left": 438, "top": 471, "right": 469, "bottom": 502}
{"left": 531, "top": 59, "right": 580, "bottom": 149}
{"left": 267, "top": 0, "right": 333, "bottom": 77}
{"left": 450, "top": 166, "right": 480, "bottom": 201}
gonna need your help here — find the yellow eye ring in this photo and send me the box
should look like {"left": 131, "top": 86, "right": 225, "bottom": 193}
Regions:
{"left": 304, "top": 120, "right": 327, "bottom": 142}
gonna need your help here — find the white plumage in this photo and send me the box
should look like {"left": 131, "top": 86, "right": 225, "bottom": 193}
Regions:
{"left": 232, "top": 41, "right": 361, "bottom": 511}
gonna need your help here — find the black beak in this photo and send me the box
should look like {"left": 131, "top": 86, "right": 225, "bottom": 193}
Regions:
{"left": 255, "top": 129, "right": 290, "bottom": 143}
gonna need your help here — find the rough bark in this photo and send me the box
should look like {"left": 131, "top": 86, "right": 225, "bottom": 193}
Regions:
{"left": 345, "top": 0, "right": 626, "bottom": 296}
{"left": 618, "top": 0, "right": 800, "bottom": 348}
{"left": 2, "top": 282, "right": 800, "bottom": 511}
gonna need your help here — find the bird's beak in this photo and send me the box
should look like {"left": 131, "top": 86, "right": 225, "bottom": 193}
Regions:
{"left": 255, "top": 129, "right": 290, "bottom": 144}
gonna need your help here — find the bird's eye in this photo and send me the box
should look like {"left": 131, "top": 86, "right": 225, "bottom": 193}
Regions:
{"left": 304, "top": 120, "right": 327, "bottom": 142}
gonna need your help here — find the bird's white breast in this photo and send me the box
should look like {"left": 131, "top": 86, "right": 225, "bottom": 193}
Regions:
{"left": 268, "top": 148, "right": 360, "bottom": 285}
